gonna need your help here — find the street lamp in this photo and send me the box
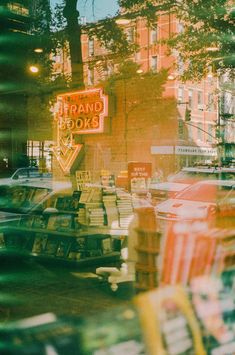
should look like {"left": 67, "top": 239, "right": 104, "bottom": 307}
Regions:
{"left": 34, "top": 48, "right": 43, "bottom": 54}
{"left": 29, "top": 65, "right": 39, "bottom": 74}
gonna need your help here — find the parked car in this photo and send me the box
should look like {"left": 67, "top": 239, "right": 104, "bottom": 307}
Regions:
{"left": 0, "top": 167, "right": 52, "bottom": 186}
{"left": 149, "top": 181, "right": 190, "bottom": 204}
{"left": 0, "top": 179, "right": 72, "bottom": 226}
{"left": 156, "top": 180, "right": 235, "bottom": 222}
{"left": 167, "top": 167, "right": 235, "bottom": 184}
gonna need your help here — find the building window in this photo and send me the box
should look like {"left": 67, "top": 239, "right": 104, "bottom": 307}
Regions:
{"left": 27, "top": 141, "right": 53, "bottom": 171}
{"left": 107, "top": 63, "right": 114, "bottom": 76}
{"left": 188, "top": 89, "right": 193, "bottom": 109}
{"left": 177, "top": 55, "right": 184, "bottom": 74}
{"left": 178, "top": 87, "right": 184, "bottom": 103}
{"left": 177, "top": 23, "right": 184, "bottom": 33}
{"left": 88, "top": 38, "right": 94, "bottom": 56}
{"left": 126, "top": 27, "right": 135, "bottom": 42}
{"left": 150, "top": 26, "right": 158, "bottom": 44}
{"left": 135, "top": 51, "right": 141, "bottom": 61}
{"left": 197, "top": 122, "right": 203, "bottom": 141}
{"left": 88, "top": 68, "right": 94, "bottom": 85}
{"left": 207, "top": 124, "right": 214, "bottom": 143}
{"left": 221, "top": 92, "right": 235, "bottom": 115}
{"left": 208, "top": 93, "right": 214, "bottom": 111}
{"left": 188, "top": 124, "right": 193, "bottom": 141}
{"left": 151, "top": 56, "right": 158, "bottom": 71}
{"left": 197, "top": 91, "right": 203, "bottom": 110}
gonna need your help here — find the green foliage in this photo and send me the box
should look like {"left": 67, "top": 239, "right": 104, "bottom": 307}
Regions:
{"left": 159, "top": 0, "right": 234, "bottom": 80}
{"left": 103, "top": 60, "right": 172, "bottom": 115}
{"left": 118, "top": 0, "right": 234, "bottom": 81}
{"left": 28, "top": 0, "right": 70, "bottom": 91}
{"left": 86, "top": 18, "right": 137, "bottom": 59}
{"left": 118, "top": 0, "right": 162, "bottom": 23}
{"left": 185, "top": 107, "right": 191, "bottom": 121}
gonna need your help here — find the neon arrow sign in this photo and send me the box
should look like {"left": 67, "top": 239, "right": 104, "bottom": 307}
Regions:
{"left": 53, "top": 88, "right": 108, "bottom": 174}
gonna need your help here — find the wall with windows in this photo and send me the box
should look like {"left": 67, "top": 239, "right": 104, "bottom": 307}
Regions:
{"left": 50, "top": 11, "right": 221, "bottom": 178}
{"left": 81, "top": 12, "right": 218, "bottom": 151}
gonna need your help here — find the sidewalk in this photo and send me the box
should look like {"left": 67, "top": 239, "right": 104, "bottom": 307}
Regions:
{"left": 0, "top": 253, "right": 135, "bottom": 323}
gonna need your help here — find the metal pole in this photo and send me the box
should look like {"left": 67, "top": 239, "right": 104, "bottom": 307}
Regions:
{"left": 123, "top": 78, "right": 128, "bottom": 163}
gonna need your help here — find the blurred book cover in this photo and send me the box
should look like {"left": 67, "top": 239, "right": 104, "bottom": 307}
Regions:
{"left": 77, "top": 304, "right": 146, "bottom": 355}
{"left": 44, "top": 237, "right": 59, "bottom": 256}
{"left": 135, "top": 285, "right": 206, "bottom": 355}
{"left": 32, "top": 215, "right": 47, "bottom": 229}
{"left": 56, "top": 239, "right": 72, "bottom": 258}
{"left": 31, "top": 234, "right": 48, "bottom": 254}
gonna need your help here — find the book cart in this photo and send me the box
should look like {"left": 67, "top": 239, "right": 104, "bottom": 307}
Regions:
{"left": 134, "top": 207, "right": 162, "bottom": 291}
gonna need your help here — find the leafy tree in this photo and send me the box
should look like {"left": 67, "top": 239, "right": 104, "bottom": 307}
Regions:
{"left": 102, "top": 61, "right": 178, "bottom": 163}
{"left": 119, "top": 0, "right": 235, "bottom": 81}
{"left": 51, "top": 0, "right": 137, "bottom": 88}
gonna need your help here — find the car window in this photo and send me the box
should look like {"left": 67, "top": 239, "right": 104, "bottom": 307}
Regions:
{"left": 11, "top": 168, "right": 52, "bottom": 180}
{"left": 11, "top": 168, "right": 33, "bottom": 180}
{"left": 175, "top": 183, "right": 235, "bottom": 203}
{"left": 168, "top": 170, "right": 235, "bottom": 183}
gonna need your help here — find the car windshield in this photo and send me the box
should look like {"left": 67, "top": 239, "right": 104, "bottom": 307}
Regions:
{"left": 168, "top": 170, "right": 235, "bottom": 183}
{"left": 174, "top": 183, "right": 235, "bottom": 203}
{"left": 11, "top": 168, "right": 52, "bottom": 180}
{"left": 0, "top": 184, "right": 51, "bottom": 213}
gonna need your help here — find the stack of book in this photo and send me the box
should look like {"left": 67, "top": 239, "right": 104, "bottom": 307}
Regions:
{"left": 77, "top": 207, "right": 86, "bottom": 225}
{"left": 102, "top": 193, "right": 119, "bottom": 228}
{"left": 116, "top": 190, "right": 133, "bottom": 228}
{"left": 79, "top": 187, "right": 104, "bottom": 226}
{"left": 87, "top": 187, "right": 102, "bottom": 203}
{"left": 79, "top": 186, "right": 102, "bottom": 204}
{"left": 88, "top": 207, "right": 105, "bottom": 226}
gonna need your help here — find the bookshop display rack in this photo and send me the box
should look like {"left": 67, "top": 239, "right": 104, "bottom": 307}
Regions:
{"left": 0, "top": 187, "right": 132, "bottom": 267}
{"left": 0, "top": 215, "right": 128, "bottom": 267}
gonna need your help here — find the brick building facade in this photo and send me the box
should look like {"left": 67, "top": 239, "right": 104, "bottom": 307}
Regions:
{"left": 51, "top": 11, "right": 220, "bottom": 181}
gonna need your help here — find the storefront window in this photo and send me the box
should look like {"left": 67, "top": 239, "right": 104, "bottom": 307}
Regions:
{"left": 27, "top": 141, "right": 53, "bottom": 171}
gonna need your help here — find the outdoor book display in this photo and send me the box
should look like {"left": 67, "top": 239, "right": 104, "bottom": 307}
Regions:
{"left": 1, "top": 270, "right": 234, "bottom": 355}
{"left": 0, "top": 189, "right": 128, "bottom": 265}
{"left": 0, "top": 176, "right": 135, "bottom": 265}
{"left": 134, "top": 207, "right": 162, "bottom": 291}
{"left": 190, "top": 273, "right": 235, "bottom": 355}
{"left": 2, "top": 217, "right": 117, "bottom": 265}
{"left": 129, "top": 205, "right": 235, "bottom": 291}
{"left": 161, "top": 220, "right": 235, "bottom": 286}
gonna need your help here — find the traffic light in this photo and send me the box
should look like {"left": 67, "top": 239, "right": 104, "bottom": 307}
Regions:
{"left": 185, "top": 107, "right": 191, "bottom": 121}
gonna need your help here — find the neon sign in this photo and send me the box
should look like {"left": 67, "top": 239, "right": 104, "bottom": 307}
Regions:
{"left": 54, "top": 88, "right": 108, "bottom": 134}
{"left": 53, "top": 88, "right": 108, "bottom": 174}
